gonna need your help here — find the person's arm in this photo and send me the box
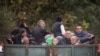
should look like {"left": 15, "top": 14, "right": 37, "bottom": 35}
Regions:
{"left": 60, "top": 24, "right": 65, "bottom": 35}
{"left": 80, "top": 38, "right": 89, "bottom": 43}
{"left": 83, "top": 31, "right": 94, "bottom": 39}
{"left": 42, "top": 29, "right": 49, "bottom": 37}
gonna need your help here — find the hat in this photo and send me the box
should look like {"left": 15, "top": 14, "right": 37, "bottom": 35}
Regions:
{"left": 45, "top": 34, "right": 54, "bottom": 45}
{"left": 56, "top": 16, "right": 62, "bottom": 22}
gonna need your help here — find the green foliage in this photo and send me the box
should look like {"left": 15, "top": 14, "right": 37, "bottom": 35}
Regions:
{"left": 0, "top": 0, "right": 100, "bottom": 41}
{"left": 0, "top": 8, "right": 16, "bottom": 40}
{"left": 82, "top": 20, "right": 89, "bottom": 30}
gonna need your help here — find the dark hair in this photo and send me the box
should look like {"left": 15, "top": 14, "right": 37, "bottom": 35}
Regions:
{"left": 14, "top": 28, "right": 27, "bottom": 38}
{"left": 19, "top": 28, "right": 26, "bottom": 35}
{"left": 56, "top": 16, "right": 62, "bottom": 22}
{"left": 19, "top": 22, "right": 26, "bottom": 28}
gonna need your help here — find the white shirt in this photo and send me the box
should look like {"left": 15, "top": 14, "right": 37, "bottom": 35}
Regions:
{"left": 60, "top": 24, "right": 65, "bottom": 35}
{"left": 0, "top": 46, "right": 3, "bottom": 52}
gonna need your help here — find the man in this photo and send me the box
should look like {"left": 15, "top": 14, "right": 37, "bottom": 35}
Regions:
{"left": 70, "top": 36, "right": 80, "bottom": 45}
{"left": 32, "top": 20, "right": 49, "bottom": 45}
{"left": 55, "top": 30, "right": 72, "bottom": 45}
{"left": 19, "top": 22, "right": 31, "bottom": 35}
{"left": 52, "top": 16, "right": 65, "bottom": 37}
{"left": 12, "top": 28, "right": 29, "bottom": 44}
{"left": 11, "top": 22, "right": 31, "bottom": 37}
{"left": 74, "top": 25, "right": 94, "bottom": 44}
{"left": 63, "top": 30, "right": 73, "bottom": 45}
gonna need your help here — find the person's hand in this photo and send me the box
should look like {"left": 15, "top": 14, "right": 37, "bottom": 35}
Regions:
{"left": 8, "top": 39, "right": 13, "bottom": 44}
{"left": 41, "top": 43, "right": 47, "bottom": 45}
{"left": 88, "top": 34, "right": 94, "bottom": 39}
{"left": 31, "top": 41, "right": 37, "bottom": 45}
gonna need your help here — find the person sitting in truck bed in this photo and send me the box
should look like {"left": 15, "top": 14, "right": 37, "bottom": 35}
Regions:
{"left": 74, "top": 25, "right": 95, "bottom": 44}
{"left": 32, "top": 20, "right": 49, "bottom": 45}
{"left": 12, "top": 28, "right": 29, "bottom": 44}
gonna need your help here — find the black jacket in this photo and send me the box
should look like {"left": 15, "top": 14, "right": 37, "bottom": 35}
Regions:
{"left": 12, "top": 35, "right": 22, "bottom": 44}
{"left": 32, "top": 26, "right": 49, "bottom": 44}
{"left": 57, "top": 36, "right": 71, "bottom": 45}
{"left": 52, "top": 22, "right": 62, "bottom": 37}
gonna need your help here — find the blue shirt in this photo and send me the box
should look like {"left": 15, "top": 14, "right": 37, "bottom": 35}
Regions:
{"left": 74, "top": 31, "right": 90, "bottom": 40}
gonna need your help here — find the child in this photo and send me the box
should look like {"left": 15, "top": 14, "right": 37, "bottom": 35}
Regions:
{"left": 45, "top": 34, "right": 59, "bottom": 45}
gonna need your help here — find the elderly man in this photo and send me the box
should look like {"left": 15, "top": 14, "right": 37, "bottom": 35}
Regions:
{"left": 70, "top": 36, "right": 80, "bottom": 45}
{"left": 32, "top": 20, "right": 49, "bottom": 45}
{"left": 55, "top": 30, "right": 72, "bottom": 45}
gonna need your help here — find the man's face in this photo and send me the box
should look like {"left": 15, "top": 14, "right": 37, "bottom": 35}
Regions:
{"left": 70, "top": 37, "right": 77, "bottom": 45}
{"left": 75, "top": 26, "right": 82, "bottom": 33}
{"left": 65, "top": 31, "right": 72, "bottom": 39}
{"left": 40, "top": 21, "right": 46, "bottom": 28}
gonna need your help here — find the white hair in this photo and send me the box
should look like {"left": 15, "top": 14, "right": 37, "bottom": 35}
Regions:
{"left": 37, "top": 19, "right": 44, "bottom": 26}
{"left": 45, "top": 34, "right": 54, "bottom": 39}
{"left": 70, "top": 36, "right": 77, "bottom": 40}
